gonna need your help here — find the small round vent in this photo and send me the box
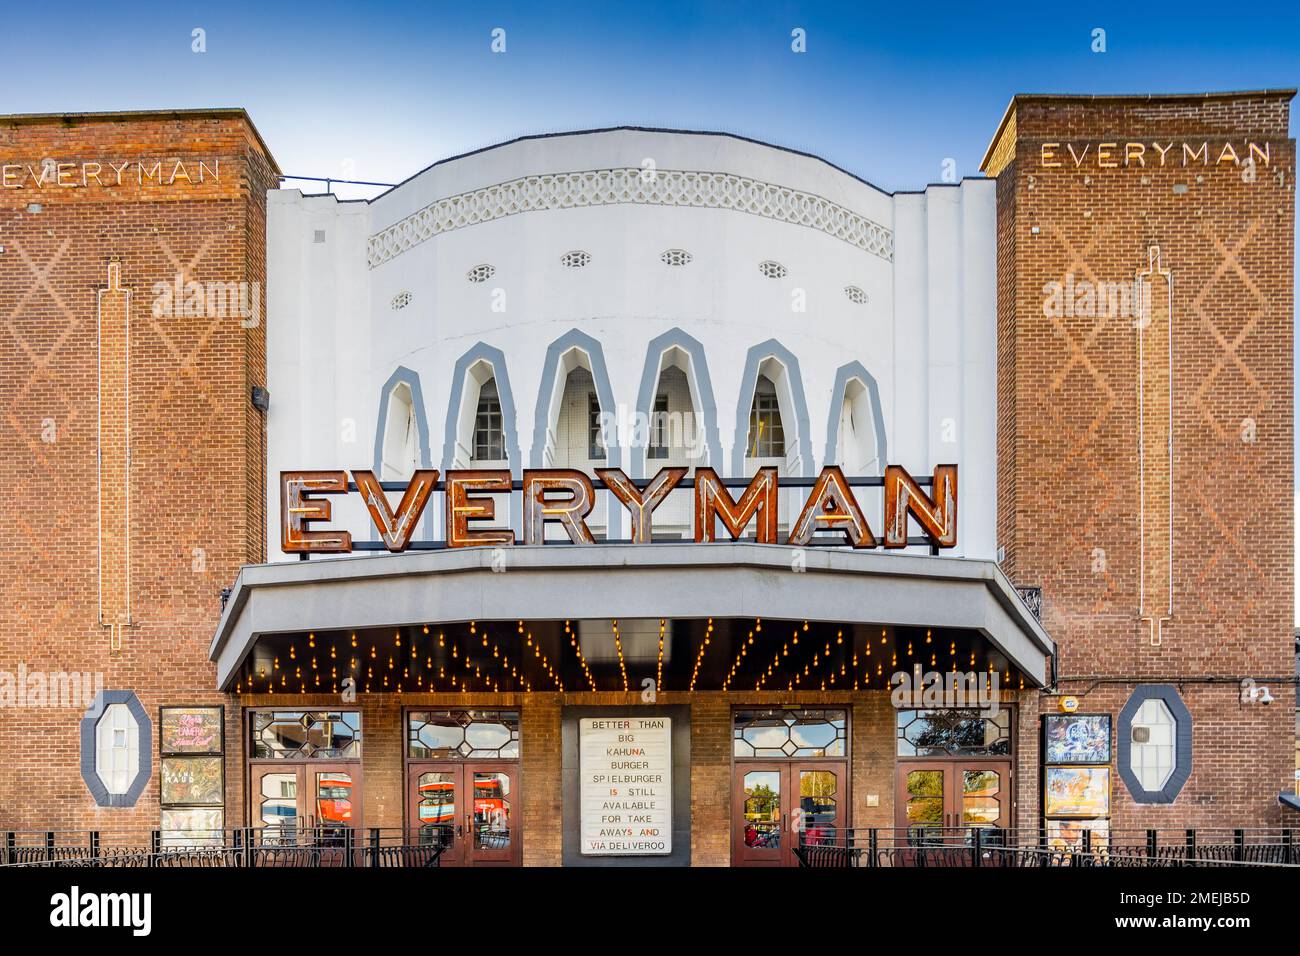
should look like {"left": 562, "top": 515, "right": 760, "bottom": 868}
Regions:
{"left": 560, "top": 250, "right": 591, "bottom": 268}
{"left": 390, "top": 291, "right": 413, "bottom": 310}
{"left": 466, "top": 264, "right": 496, "bottom": 283}
{"left": 844, "top": 285, "right": 868, "bottom": 305}
{"left": 661, "top": 249, "right": 693, "bottom": 267}
{"left": 758, "top": 260, "right": 787, "bottom": 279}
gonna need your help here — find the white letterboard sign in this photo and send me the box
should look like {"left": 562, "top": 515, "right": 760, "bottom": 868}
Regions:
{"left": 579, "top": 717, "right": 672, "bottom": 856}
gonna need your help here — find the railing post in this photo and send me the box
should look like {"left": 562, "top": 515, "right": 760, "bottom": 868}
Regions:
{"left": 150, "top": 830, "right": 160, "bottom": 867}
{"left": 5, "top": 832, "right": 14, "bottom": 866}
{"left": 245, "top": 828, "right": 255, "bottom": 868}
{"left": 45, "top": 831, "right": 54, "bottom": 863}
{"left": 971, "top": 827, "right": 981, "bottom": 867}
{"left": 1283, "top": 828, "right": 1294, "bottom": 866}
{"left": 1081, "top": 827, "right": 1092, "bottom": 865}
{"left": 345, "top": 826, "right": 355, "bottom": 868}
{"left": 1233, "top": 828, "right": 1244, "bottom": 863}
{"left": 868, "top": 828, "right": 878, "bottom": 869}
{"left": 1185, "top": 828, "right": 1196, "bottom": 864}
{"left": 232, "top": 828, "right": 242, "bottom": 868}
{"left": 369, "top": 828, "right": 379, "bottom": 868}
{"left": 90, "top": 831, "right": 100, "bottom": 864}
{"left": 1146, "top": 828, "right": 1157, "bottom": 861}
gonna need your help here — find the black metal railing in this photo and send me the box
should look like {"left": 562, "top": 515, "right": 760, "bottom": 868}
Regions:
{"left": 0, "top": 827, "right": 450, "bottom": 868}
{"left": 794, "top": 826, "right": 1300, "bottom": 868}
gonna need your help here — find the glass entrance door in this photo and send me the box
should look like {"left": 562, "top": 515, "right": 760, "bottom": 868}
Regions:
{"left": 734, "top": 763, "right": 784, "bottom": 865}
{"left": 250, "top": 762, "right": 360, "bottom": 862}
{"left": 407, "top": 762, "right": 520, "bottom": 866}
{"left": 732, "top": 761, "right": 847, "bottom": 866}
{"left": 895, "top": 760, "right": 1012, "bottom": 845}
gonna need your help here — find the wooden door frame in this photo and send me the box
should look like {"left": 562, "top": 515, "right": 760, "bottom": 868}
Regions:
{"left": 894, "top": 759, "right": 1015, "bottom": 832}
{"left": 407, "top": 762, "right": 466, "bottom": 865}
{"left": 731, "top": 761, "right": 789, "bottom": 867}
{"left": 401, "top": 706, "right": 523, "bottom": 866}
{"left": 247, "top": 760, "right": 365, "bottom": 832}
{"left": 892, "top": 703, "right": 1018, "bottom": 836}
{"left": 728, "top": 705, "right": 853, "bottom": 867}
{"left": 243, "top": 708, "right": 364, "bottom": 835}
{"left": 462, "top": 761, "right": 520, "bottom": 865}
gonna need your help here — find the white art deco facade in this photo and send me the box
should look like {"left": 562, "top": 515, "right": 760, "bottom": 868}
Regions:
{"left": 265, "top": 128, "right": 998, "bottom": 555}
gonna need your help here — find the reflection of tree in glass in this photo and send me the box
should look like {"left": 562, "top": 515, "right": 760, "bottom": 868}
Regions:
{"left": 744, "top": 783, "right": 778, "bottom": 821}
{"left": 800, "top": 771, "right": 835, "bottom": 797}
{"left": 906, "top": 771, "right": 944, "bottom": 825}
{"left": 902, "top": 710, "right": 1009, "bottom": 756}
{"left": 907, "top": 771, "right": 943, "bottom": 798}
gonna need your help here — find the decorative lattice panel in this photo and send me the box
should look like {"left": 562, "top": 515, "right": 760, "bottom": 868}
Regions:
{"left": 367, "top": 168, "right": 894, "bottom": 268}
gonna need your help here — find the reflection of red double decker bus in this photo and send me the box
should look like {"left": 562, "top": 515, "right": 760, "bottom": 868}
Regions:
{"left": 316, "top": 777, "right": 353, "bottom": 825}
{"left": 417, "top": 778, "right": 507, "bottom": 825}
{"left": 418, "top": 780, "right": 456, "bottom": 824}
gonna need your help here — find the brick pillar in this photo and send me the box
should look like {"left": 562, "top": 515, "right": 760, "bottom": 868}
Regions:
{"left": 521, "top": 694, "right": 561, "bottom": 865}
{"left": 689, "top": 698, "right": 730, "bottom": 866}
{"left": 851, "top": 692, "right": 894, "bottom": 827}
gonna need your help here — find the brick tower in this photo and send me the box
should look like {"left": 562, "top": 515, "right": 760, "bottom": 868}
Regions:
{"left": 984, "top": 91, "right": 1296, "bottom": 827}
{"left": 0, "top": 110, "right": 278, "bottom": 829}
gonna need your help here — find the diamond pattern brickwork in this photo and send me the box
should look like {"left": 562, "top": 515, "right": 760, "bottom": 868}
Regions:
{"left": 989, "top": 91, "right": 1295, "bottom": 830}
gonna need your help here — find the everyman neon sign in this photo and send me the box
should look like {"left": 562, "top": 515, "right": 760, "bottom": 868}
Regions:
{"left": 280, "top": 464, "right": 957, "bottom": 553}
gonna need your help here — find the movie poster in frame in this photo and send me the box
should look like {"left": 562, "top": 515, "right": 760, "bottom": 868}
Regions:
{"left": 160, "top": 808, "right": 224, "bottom": 846}
{"left": 160, "top": 756, "right": 225, "bottom": 806}
{"left": 160, "top": 706, "right": 224, "bottom": 755}
{"left": 1044, "top": 767, "right": 1110, "bottom": 818}
{"left": 1046, "top": 818, "right": 1110, "bottom": 851}
{"left": 1043, "top": 713, "right": 1111, "bottom": 765}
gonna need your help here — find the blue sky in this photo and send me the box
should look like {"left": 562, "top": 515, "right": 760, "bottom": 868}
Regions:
{"left": 2, "top": 2, "right": 1295, "bottom": 194}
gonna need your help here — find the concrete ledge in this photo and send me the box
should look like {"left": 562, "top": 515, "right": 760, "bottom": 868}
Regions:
{"left": 210, "top": 544, "right": 1054, "bottom": 690}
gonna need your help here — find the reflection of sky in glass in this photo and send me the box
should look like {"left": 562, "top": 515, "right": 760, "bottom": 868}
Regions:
{"left": 418, "top": 723, "right": 462, "bottom": 750}
{"left": 742, "top": 725, "right": 789, "bottom": 749}
{"left": 466, "top": 722, "right": 511, "bottom": 749}
{"left": 737, "top": 711, "right": 847, "bottom": 756}
{"left": 790, "top": 722, "right": 835, "bottom": 750}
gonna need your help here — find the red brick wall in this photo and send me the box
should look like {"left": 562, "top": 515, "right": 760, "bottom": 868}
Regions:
{"left": 987, "top": 91, "right": 1296, "bottom": 828}
{"left": 0, "top": 111, "right": 276, "bottom": 832}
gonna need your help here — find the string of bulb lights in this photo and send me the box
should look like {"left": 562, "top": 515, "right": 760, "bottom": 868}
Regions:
{"left": 235, "top": 617, "right": 1024, "bottom": 695}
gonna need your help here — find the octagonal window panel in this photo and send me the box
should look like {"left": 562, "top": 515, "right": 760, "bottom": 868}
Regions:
{"left": 896, "top": 709, "right": 1010, "bottom": 758}
{"left": 251, "top": 711, "right": 361, "bottom": 759}
{"left": 790, "top": 718, "right": 838, "bottom": 752}
{"left": 80, "top": 691, "right": 152, "bottom": 808}
{"left": 95, "top": 703, "right": 140, "bottom": 796}
{"left": 1117, "top": 685, "right": 1192, "bottom": 803}
{"left": 465, "top": 719, "right": 512, "bottom": 752}
{"left": 733, "top": 708, "right": 847, "bottom": 758}
{"left": 408, "top": 710, "right": 520, "bottom": 760}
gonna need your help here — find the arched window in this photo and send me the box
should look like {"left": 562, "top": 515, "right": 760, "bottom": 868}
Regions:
{"left": 552, "top": 366, "right": 604, "bottom": 466}
{"left": 380, "top": 382, "right": 420, "bottom": 480}
{"left": 473, "top": 378, "right": 505, "bottom": 463}
{"left": 834, "top": 379, "right": 880, "bottom": 474}
{"left": 647, "top": 365, "right": 694, "bottom": 462}
{"left": 747, "top": 375, "right": 786, "bottom": 459}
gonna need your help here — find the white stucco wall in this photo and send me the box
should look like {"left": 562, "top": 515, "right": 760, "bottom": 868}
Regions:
{"left": 265, "top": 129, "right": 997, "bottom": 559}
